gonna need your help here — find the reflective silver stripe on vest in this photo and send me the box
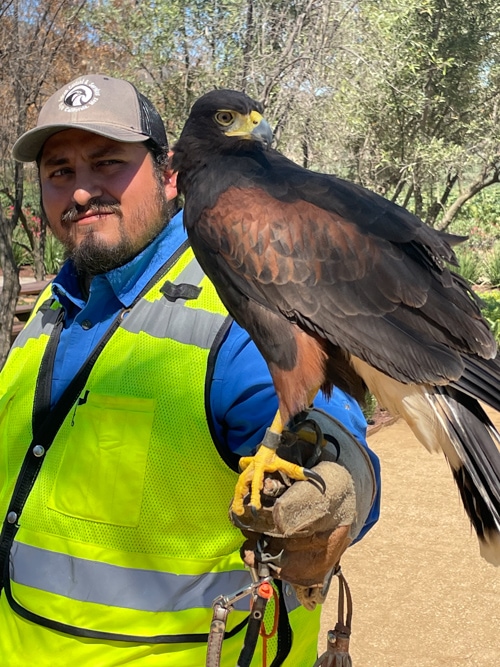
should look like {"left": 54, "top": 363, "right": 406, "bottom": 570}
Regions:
{"left": 120, "top": 257, "right": 226, "bottom": 348}
{"left": 175, "top": 254, "right": 206, "bottom": 286}
{"left": 121, "top": 299, "right": 226, "bottom": 348}
{"left": 11, "top": 542, "right": 249, "bottom": 611}
{"left": 10, "top": 541, "right": 299, "bottom": 613}
{"left": 11, "top": 303, "right": 58, "bottom": 350}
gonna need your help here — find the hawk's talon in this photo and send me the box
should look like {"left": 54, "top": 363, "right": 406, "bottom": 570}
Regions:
{"left": 303, "top": 467, "right": 326, "bottom": 494}
{"left": 230, "top": 511, "right": 251, "bottom": 530}
{"left": 231, "top": 441, "right": 325, "bottom": 515}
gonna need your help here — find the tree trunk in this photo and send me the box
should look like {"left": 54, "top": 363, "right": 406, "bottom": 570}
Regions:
{"left": 0, "top": 213, "right": 20, "bottom": 369}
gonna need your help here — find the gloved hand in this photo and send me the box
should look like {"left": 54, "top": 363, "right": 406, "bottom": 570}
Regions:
{"left": 230, "top": 410, "right": 376, "bottom": 610}
{"left": 234, "top": 461, "right": 355, "bottom": 609}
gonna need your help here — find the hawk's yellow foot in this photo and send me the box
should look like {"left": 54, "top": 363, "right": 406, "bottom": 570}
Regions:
{"left": 231, "top": 428, "right": 326, "bottom": 516}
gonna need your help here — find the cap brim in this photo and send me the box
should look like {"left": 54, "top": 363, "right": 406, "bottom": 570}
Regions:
{"left": 12, "top": 123, "right": 151, "bottom": 162}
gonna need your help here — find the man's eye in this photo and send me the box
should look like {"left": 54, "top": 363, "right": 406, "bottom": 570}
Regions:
{"left": 50, "top": 168, "right": 71, "bottom": 177}
{"left": 215, "top": 111, "right": 235, "bottom": 126}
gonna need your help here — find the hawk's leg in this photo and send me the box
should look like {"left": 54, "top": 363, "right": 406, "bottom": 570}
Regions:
{"left": 231, "top": 410, "right": 325, "bottom": 515}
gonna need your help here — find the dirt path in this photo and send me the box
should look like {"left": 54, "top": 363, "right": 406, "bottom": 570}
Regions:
{"left": 321, "top": 408, "right": 500, "bottom": 667}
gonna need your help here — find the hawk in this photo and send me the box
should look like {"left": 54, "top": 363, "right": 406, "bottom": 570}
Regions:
{"left": 172, "top": 89, "right": 500, "bottom": 564}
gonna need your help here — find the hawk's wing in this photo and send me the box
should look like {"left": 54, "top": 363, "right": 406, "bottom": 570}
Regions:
{"left": 192, "top": 155, "right": 494, "bottom": 387}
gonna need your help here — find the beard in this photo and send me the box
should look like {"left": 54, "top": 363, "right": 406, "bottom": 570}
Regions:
{"left": 45, "top": 178, "right": 177, "bottom": 277}
{"left": 67, "top": 196, "right": 173, "bottom": 276}
{"left": 68, "top": 229, "right": 137, "bottom": 276}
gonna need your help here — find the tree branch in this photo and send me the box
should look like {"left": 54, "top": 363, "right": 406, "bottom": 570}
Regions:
{"left": 437, "top": 164, "right": 500, "bottom": 231}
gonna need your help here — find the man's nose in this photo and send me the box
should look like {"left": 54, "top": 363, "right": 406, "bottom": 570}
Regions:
{"left": 72, "top": 173, "right": 104, "bottom": 207}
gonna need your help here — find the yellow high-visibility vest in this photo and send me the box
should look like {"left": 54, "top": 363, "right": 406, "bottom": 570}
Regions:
{"left": 0, "top": 246, "right": 320, "bottom": 666}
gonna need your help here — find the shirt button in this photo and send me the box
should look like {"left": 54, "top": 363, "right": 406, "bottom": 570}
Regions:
{"left": 7, "top": 512, "right": 17, "bottom": 524}
{"left": 81, "top": 319, "right": 92, "bottom": 330}
{"left": 33, "top": 445, "right": 45, "bottom": 457}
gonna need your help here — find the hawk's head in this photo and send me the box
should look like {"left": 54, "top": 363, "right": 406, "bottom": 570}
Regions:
{"left": 175, "top": 89, "right": 273, "bottom": 155}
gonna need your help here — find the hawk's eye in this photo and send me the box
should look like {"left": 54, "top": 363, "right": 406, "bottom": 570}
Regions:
{"left": 215, "top": 111, "right": 235, "bottom": 126}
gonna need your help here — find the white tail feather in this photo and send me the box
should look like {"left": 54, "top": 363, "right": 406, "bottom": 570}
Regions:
{"left": 350, "top": 355, "right": 500, "bottom": 565}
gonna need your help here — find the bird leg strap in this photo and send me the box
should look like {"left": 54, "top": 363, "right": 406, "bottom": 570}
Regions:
{"left": 206, "top": 565, "right": 354, "bottom": 667}
{"left": 313, "top": 566, "right": 354, "bottom": 667}
{"left": 206, "top": 602, "right": 230, "bottom": 667}
{"left": 232, "top": 421, "right": 326, "bottom": 516}
{"left": 205, "top": 572, "right": 273, "bottom": 667}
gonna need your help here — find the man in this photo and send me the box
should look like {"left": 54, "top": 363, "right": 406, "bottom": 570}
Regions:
{"left": 0, "top": 74, "right": 380, "bottom": 666}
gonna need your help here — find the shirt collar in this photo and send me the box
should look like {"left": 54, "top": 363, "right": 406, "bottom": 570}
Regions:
{"left": 52, "top": 210, "right": 186, "bottom": 309}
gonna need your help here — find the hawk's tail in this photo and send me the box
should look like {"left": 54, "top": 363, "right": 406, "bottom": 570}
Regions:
{"left": 431, "top": 387, "right": 500, "bottom": 565}
{"left": 350, "top": 356, "right": 500, "bottom": 565}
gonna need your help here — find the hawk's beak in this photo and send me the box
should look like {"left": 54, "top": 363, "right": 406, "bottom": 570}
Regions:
{"left": 251, "top": 117, "right": 273, "bottom": 149}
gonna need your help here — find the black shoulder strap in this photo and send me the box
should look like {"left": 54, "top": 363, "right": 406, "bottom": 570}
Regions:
{"left": 0, "top": 306, "right": 125, "bottom": 592}
{"left": 204, "top": 315, "right": 241, "bottom": 472}
{"left": 0, "top": 244, "right": 188, "bottom": 593}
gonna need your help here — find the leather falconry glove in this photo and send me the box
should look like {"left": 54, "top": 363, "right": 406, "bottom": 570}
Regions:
{"left": 231, "top": 409, "right": 376, "bottom": 610}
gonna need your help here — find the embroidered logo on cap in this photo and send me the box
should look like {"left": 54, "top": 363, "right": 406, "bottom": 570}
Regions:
{"left": 58, "top": 80, "right": 100, "bottom": 113}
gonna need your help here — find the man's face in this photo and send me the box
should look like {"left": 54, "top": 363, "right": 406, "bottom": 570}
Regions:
{"left": 39, "top": 129, "right": 174, "bottom": 275}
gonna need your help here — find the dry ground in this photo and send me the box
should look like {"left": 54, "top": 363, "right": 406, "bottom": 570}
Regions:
{"left": 321, "top": 407, "right": 500, "bottom": 667}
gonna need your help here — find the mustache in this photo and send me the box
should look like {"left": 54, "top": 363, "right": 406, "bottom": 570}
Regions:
{"left": 61, "top": 199, "right": 121, "bottom": 224}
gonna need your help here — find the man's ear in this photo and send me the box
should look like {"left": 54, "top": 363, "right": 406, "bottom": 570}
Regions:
{"left": 163, "top": 150, "right": 178, "bottom": 201}
{"left": 164, "top": 168, "right": 178, "bottom": 201}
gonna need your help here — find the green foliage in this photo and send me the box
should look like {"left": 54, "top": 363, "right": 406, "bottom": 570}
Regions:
{"left": 480, "top": 290, "right": 500, "bottom": 344}
{"left": 11, "top": 224, "right": 32, "bottom": 267}
{"left": 332, "top": 0, "right": 500, "bottom": 227}
{"left": 54, "top": 1, "right": 500, "bottom": 233}
{"left": 82, "top": 0, "right": 257, "bottom": 138}
{"left": 44, "top": 231, "right": 65, "bottom": 275}
{"left": 11, "top": 222, "right": 64, "bottom": 275}
{"left": 484, "top": 243, "right": 500, "bottom": 287}
{"left": 449, "top": 239, "right": 500, "bottom": 288}
{"left": 362, "top": 392, "right": 378, "bottom": 424}
{"left": 453, "top": 245, "right": 482, "bottom": 284}
{"left": 444, "top": 190, "right": 500, "bottom": 285}
{"left": 452, "top": 190, "right": 500, "bottom": 251}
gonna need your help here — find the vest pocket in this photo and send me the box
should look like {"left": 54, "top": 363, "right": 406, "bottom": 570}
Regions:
{"left": 48, "top": 393, "right": 155, "bottom": 527}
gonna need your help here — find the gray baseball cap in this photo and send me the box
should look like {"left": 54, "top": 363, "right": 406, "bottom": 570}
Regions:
{"left": 12, "top": 74, "right": 168, "bottom": 162}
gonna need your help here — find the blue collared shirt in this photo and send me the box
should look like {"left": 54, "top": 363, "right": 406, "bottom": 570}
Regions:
{"left": 50, "top": 210, "right": 380, "bottom": 540}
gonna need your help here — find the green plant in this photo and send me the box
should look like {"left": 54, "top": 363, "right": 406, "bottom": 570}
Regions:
{"left": 453, "top": 189, "right": 500, "bottom": 250}
{"left": 11, "top": 224, "right": 33, "bottom": 267}
{"left": 44, "top": 231, "right": 65, "bottom": 274}
{"left": 363, "top": 392, "right": 378, "bottom": 424}
{"left": 484, "top": 243, "right": 500, "bottom": 287}
{"left": 480, "top": 290, "right": 500, "bottom": 345}
{"left": 453, "top": 245, "right": 482, "bottom": 284}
